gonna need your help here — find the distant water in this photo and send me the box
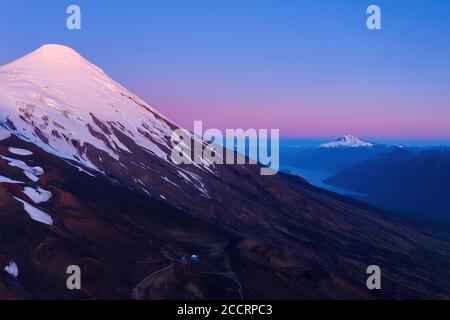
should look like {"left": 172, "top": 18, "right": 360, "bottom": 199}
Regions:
{"left": 280, "top": 165, "right": 366, "bottom": 197}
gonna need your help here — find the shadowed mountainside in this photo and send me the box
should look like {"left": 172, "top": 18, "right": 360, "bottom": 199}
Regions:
{"left": 1, "top": 134, "right": 450, "bottom": 299}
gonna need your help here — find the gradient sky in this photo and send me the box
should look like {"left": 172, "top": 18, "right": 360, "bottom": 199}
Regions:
{"left": 1, "top": 0, "right": 449, "bottom": 142}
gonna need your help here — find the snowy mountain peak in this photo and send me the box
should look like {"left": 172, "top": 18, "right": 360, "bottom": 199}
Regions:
{"left": 0, "top": 44, "right": 214, "bottom": 203}
{"left": 320, "top": 135, "right": 373, "bottom": 148}
{"left": 0, "top": 44, "right": 175, "bottom": 170}
{"left": 13, "top": 44, "right": 87, "bottom": 63}
{"left": 2, "top": 44, "right": 105, "bottom": 77}
{"left": 35, "top": 44, "right": 81, "bottom": 56}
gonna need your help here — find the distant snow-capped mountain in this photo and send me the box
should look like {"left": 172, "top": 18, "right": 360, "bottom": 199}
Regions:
{"left": 320, "top": 135, "right": 374, "bottom": 148}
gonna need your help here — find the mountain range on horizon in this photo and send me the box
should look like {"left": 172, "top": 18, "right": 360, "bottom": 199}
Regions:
{"left": 281, "top": 137, "right": 393, "bottom": 172}
{"left": 1, "top": 45, "right": 450, "bottom": 300}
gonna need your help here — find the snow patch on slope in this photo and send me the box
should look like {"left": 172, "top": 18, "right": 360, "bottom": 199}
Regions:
{"left": 4, "top": 261, "right": 19, "bottom": 278}
{"left": 8, "top": 147, "right": 33, "bottom": 156}
{"left": 0, "top": 175, "right": 24, "bottom": 184}
{"left": 162, "top": 176, "right": 179, "bottom": 187}
{"left": 177, "top": 169, "right": 211, "bottom": 198}
{"left": 65, "top": 161, "right": 96, "bottom": 177}
{"left": 22, "top": 186, "right": 52, "bottom": 203}
{"left": 14, "top": 196, "right": 53, "bottom": 225}
{"left": 0, "top": 156, "right": 44, "bottom": 182}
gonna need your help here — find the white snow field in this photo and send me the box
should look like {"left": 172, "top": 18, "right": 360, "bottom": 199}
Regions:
{"left": 4, "top": 261, "right": 19, "bottom": 278}
{"left": 0, "top": 156, "right": 44, "bottom": 182}
{"left": 0, "top": 175, "right": 24, "bottom": 184}
{"left": 22, "top": 186, "right": 52, "bottom": 203}
{"left": 13, "top": 196, "right": 53, "bottom": 225}
{"left": 8, "top": 147, "right": 33, "bottom": 156}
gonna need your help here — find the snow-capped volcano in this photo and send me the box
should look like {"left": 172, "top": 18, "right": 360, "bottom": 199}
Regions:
{"left": 0, "top": 44, "right": 175, "bottom": 168}
{"left": 0, "top": 44, "right": 215, "bottom": 203}
{"left": 320, "top": 135, "right": 373, "bottom": 148}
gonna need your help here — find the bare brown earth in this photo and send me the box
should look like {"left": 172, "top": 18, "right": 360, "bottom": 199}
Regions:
{"left": 1, "top": 134, "right": 450, "bottom": 299}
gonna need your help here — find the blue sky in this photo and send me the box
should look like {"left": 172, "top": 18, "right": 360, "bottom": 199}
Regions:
{"left": 1, "top": 0, "right": 450, "bottom": 143}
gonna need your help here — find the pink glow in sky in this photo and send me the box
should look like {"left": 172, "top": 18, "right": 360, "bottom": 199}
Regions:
{"left": 2, "top": 0, "right": 450, "bottom": 141}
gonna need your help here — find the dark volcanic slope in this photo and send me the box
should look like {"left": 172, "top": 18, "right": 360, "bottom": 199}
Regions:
{"left": 1, "top": 134, "right": 450, "bottom": 300}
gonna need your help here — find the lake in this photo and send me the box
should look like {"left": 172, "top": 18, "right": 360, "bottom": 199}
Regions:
{"left": 280, "top": 165, "right": 366, "bottom": 197}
